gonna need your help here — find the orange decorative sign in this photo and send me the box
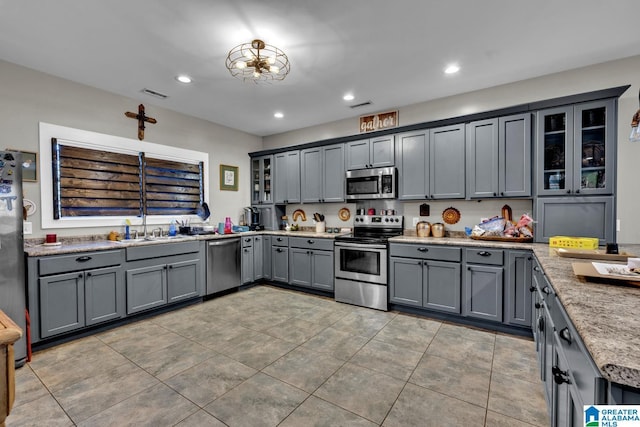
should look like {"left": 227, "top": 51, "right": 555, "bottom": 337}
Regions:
{"left": 359, "top": 111, "right": 398, "bottom": 133}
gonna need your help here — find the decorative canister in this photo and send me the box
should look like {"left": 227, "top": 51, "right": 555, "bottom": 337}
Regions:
{"left": 416, "top": 221, "right": 431, "bottom": 237}
{"left": 431, "top": 222, "right": 445, "bottom": 238}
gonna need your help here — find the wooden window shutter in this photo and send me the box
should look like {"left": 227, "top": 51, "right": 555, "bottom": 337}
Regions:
{"left": 143, "top": 156, "right": 204, "bottom": 216}
{"left": 52, "top": 138, "right": 142, "bottom": 218}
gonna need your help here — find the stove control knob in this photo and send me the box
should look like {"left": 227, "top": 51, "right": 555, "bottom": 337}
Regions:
{"left": 384, "top": 218, "right": 389, "bottom": 222}
{"left": 355, "top": 218, "right": 360, "bottom": 222}
{"left": 395, "top": 218, "right": 400, "bottom": 222}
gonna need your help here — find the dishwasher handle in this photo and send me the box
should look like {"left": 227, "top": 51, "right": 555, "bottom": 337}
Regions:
{"left": 208, "top": 239, "right": 240, "bottom": 247}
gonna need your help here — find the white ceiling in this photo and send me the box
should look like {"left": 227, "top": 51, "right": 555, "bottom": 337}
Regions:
{"left": 1, "top": 0, "right": 639, "bottom": 137}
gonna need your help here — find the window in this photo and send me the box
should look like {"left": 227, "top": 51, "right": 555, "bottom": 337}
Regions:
{"left": 52, "top": 139, "right": 204, "bottom": 219}
{"left": 40, "top": 122, "right": 209, "bottom": 229}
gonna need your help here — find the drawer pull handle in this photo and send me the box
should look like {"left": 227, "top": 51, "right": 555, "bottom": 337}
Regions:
{"left": 307, "top": 239, "right": 314, "bottom": 244}
{"left": 477, "top": 251, "right": 491, "bottom": 257}
{"left": 559, "top": 327, "right": 572, "bottom": 344}
{"left": 417, "top": 247, "right": 428, "bottom": 252}
{"left": 276, "top": 248, "right": 283, "bottom": 253}
{"left": 277, "top": 238, "right": 283, "bottom": 242}
{"left": 76, "top": 256, "right": 92, "bottom": 262}
{"left": 552, "top": 366, "right": 570, "bottom": 385}
{"left": 542, "top": 286, "right": 551, "bottom": 295}
{"left": 533, "top": 266, "right": 541, "bottom": 272}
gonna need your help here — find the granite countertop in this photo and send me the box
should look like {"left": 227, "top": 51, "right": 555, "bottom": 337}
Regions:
{"left": 532, "top": 244, "right": 640, "bottom": 389}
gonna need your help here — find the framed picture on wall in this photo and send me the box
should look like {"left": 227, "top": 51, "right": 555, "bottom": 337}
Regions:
{"left": 220, "top": 164, "right": 238, "bottom": 191}
{"left": 6, "top": 149, "right": 37, "bottom": 182}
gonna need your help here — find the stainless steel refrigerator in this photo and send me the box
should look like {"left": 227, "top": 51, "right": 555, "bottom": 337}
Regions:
{"left": 0, "top": 151, "right": 27, "bottom": 366}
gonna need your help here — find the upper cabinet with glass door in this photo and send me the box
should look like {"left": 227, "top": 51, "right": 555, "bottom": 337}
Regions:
{"left": 251, "top": 155, "right": 273, "bottom": 205}
{"left": 536, "top": 99, "right": 615, "bottom": 196}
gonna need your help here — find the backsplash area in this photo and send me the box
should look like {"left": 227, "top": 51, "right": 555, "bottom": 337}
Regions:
{"left": 285, "top": 199, "right": 534, "bottom": 233}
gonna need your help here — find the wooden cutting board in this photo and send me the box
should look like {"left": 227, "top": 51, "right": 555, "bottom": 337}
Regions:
{"left": 557, "top": 248, "right": 635, "bottom": 261}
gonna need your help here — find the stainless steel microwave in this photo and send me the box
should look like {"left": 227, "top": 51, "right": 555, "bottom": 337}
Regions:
{"left": 345, "top": 167, "right": 397, "bottom": 200}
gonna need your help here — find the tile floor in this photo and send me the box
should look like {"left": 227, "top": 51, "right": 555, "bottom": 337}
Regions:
{"left": 8, "top": 285, "right": 549, "bottom": 426}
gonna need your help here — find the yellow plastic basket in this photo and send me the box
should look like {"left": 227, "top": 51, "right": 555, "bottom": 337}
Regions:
{"left": 548, "top": 236, "right": 599, "bottom": 249}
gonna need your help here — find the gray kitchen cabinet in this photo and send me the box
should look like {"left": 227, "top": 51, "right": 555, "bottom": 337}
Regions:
{"left": 251, "top": 155, "right": 273, "bottom": 205}
{"left": 505, "top": 250, "right": 532, "bottom": 327}
{"left": 396, "top": 124, "right": 465, "bottom": 200}
{"left": 288, "top": 237, "right": 334, "bottom": 291}
{"left": 430, "top": 124, "right": 466, "bottom": 199}
{"left": 536, "top": 99, "right": 615, "bottom": 196}
{"left": 241, "top": 237, "right": 254, "bottom": 284}
{"left": 30, "top": 249, "right": 125, "bottom": 341}
{"left": 300, "top": 143, "right": 344, "bottom": 203}
{"left": 125, "top": 241, "right": 203, "bottom": 315}
{"left": 39, "top": 271, "right": 85, "bottom": 338}
{"left": 534, "top": 196, "right": 614, "bottom": 244}
{"left": 271, "top": 236, "right": 289, "bottom": 283}
{"left": 126, "top": 264, "right": 168, "bottom": 314}
{"left": 345, "top": 135, "right": 394, "bottom": 170}
{"left": 466, "top": 113, "right": 531, "bottom": 198}
{"left": 274, "top": 150, "right": 300, "bottom": 204}
{"left": 463, "top": 248, "right": 504, "bottom": 323}
{"left": 389, "top": 243, "right": 461, "bottom": 314}
{"left": 253, "top": 236, "right": 264, "bottom": 280}
{"left": 263, "top": 236, "right": 272, "bottom": 280}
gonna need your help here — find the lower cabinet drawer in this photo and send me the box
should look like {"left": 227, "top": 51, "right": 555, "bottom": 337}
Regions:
{"left": 389, "top": 244, "right": 461, "bottom": 262}
{"left": 39, "top": 250, "right": 123, "bottom": 276}
{"left": 465, "top": 248, "right": 504, "bottom": 265}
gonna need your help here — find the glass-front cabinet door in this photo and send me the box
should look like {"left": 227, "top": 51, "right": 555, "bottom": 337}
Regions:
{"left": 537, "top": 99, "right": 614, "bottom": 196}
{"left": 573, "top": 99, "right": 614, "bottom": 195}
{"left": 537, "top": 106, "right": 573, "bottom": 195}
{"left": 251, "top": 155, "right": 273, "bottom": 205}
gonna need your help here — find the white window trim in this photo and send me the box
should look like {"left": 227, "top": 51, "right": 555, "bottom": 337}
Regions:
{"left": 39, "top": 122, "right": 209, "bottom": 229}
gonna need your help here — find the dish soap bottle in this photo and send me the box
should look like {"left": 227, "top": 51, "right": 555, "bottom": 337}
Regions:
{"left": 168, "top": 220, "right": 177, "bottom": 237}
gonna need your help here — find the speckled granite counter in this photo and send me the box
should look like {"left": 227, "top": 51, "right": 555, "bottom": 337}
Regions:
{"left": 532, "top": 244, "right": 640, "bottom": 389}
{"left": 24, "top": 230, "right": 344, "bottom": 257}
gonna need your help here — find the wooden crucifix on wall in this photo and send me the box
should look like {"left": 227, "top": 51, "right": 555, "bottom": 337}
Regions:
{"left": 125, "top": 104, "right": 157, "bottom": 140}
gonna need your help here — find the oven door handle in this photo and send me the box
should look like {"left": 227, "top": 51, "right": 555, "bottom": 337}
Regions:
{"left": 335, "top": 241, "right": 387, "bottom": 250}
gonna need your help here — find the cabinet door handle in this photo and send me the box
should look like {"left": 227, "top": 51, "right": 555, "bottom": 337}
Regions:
{"left": 277, "top": 238, "right": 283, "bottom": 242}
{"left": 164, "top": 265, "right": 168, "bottom": 270}
{"left": 529, "top": 286, "right": 536, "bottom": 292}
{"left": 245, "top": 238, "right": 251, "bottom": 242}
{"left": 533, "top": 266, "right": 541, "bottom": 272}
{"left": 552, "top": 366, "right": 570, "bottom": 385}
{"left": 417, "top": 247, "right": 428, "bottom": 252}
{"left": 168, "top": 265, "right": 173, "bottom": 269}
{"left": 307, "top": 240, "right": 314, "bottom": 244}
{"left": 76, "top": 256, "right": 92, "bottom": 262}
{"left": 493, "top": 192, "right": 497, "bottom": 196}
{"left": 276, "top": 248, "right": 283, "bottom": 253}
{"left": 542, "top": 286, "right": 551, "bottom": 295}
{"left": 575, "top": 189, "right": 580, "bottom": 194}
{"left": 559, "top": 327, "right": 572, "bottom": 344}
{"left": 477, "top": 251, "right": 491, "bottom": 257}
{"left": 78, "top": 273, "right": 83, "bottom": 278}
{"left": 86, "top": 272, "right": 92, "bottom": 277}
{"left": 534, "top": 302, "right": 542, "bottom": 309}
{"left": 537, "top": 316, "right": 544, "bottom": 332}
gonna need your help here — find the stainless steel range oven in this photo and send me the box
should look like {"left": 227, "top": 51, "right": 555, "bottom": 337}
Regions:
{"left": 334, "top": 215, "right": 403, "bottom": 311}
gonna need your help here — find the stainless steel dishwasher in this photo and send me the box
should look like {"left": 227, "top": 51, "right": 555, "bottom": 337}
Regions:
{"left": 206, "top": 237, "right": 241, "bottom": 295}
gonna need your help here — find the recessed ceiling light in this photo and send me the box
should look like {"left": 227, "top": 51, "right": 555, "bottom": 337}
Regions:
{"left": 343, "top": 93, "right": 355, "bottom": 101}
{"left": 175, "top": 75, "right": 192, "bottom": 83}
{"left": 444, "top": 64, "right": 460, "bottom": 74}
{"left": 274, "top": 112, "right": 284, "bottom": 119}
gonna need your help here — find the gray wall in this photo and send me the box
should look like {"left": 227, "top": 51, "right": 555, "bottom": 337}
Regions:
{"left": 0, "top": 59, "right": 262, "bottom": 238}
{"left": 264, "top": 55, "right": 640, "bottom": 244}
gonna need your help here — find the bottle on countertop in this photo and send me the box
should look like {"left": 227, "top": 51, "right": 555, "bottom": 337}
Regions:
{"left": 168, "top": 220, "right": 177, "bottom": 237}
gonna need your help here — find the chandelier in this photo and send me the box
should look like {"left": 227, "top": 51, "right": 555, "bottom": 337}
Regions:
{"left": 225, "top": 39, "right": 290, "bottom": 83}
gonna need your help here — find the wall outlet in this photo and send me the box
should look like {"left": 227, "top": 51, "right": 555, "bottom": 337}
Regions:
{"left": 23, "top": 221, "right": 33, "bottom": 235}
{"left": 412, "top": 217, "right": 419, "bottom": 226}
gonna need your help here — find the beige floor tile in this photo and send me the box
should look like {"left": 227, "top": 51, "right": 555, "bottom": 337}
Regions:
{"left": 383, "top": 382, "right": 486, "bottom": 427}
{"left": 493, "top": 334, "right": 539, "bottom": 382}
{"left": 99, "top": 326, "right": 186, "bottom": 360}
{"left": 263, "top": 317, "right": 328, "bottom": 344}
{"left": 374, "top": 313, "right": 441, "bottom": 352}
{"left": 330, "top": 309, "right": 397, "bottom": 338}
{"left": 174, "top": 410, "right": 227, "bottom": 426}
{"left": 488, "top": 371, "right": 549, "bottom": 426}
{"left": 350, "top": 338, "right": 424, "bottom": 381}
{"left": 77, "top": 382, "right": 198, "bottom": 427}
{"left": 6, "top": 393, "right": 74, "bottom": 426}
{"left": 132, "top": 338, "right": 213, "bottom": 380}
{"left": 52, "top": 362, "right": 159, "bottom": 423}
{"left": 314, "top": 362, "right": 405, "bottom": 424}
{"left": 165, "top": 353, "right": 257, "bottom": 407}
{"left": 217, "top": 330, "right": 298, "bottom": 370}
{"left": 12, "top": 364, "right": 50, "bottom": 408}
{"left": 263, "top": 346, "right": 344, "bottom": 393}
{"left": 409, "top": 354, "right": 491, "bottom": 407}
{"left": 425, "top": 324, "right": 496, "bottom": 370}
{"left": 204, "top": 372, "right": 308, "bottom": 427}
{"left": 301, "top": 326, "right": 371, "bottom": 361}
{"left": 485, "top": 409, "right": 547, "bottom": 427}
{"left": 280, "top": 395, "right": 378, "bottom": 427}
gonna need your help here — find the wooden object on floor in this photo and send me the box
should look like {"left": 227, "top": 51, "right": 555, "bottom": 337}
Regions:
{"left": 0, "top": 310, "right": 22, "bottom": 427}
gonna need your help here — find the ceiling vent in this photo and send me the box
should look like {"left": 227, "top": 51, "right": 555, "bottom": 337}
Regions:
{"left": 141, "top": 88, "right": 168, "bottom": 99}
{"left": 349, "top": 101, "right": 372, "bottom": 109}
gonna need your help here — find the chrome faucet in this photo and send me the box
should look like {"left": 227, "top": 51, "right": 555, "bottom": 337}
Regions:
{"left": 142, "top": 210, "right": 148, "bottom": 238}
{"left": 152, "top": 227, "right": 163, "bottom": 238}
